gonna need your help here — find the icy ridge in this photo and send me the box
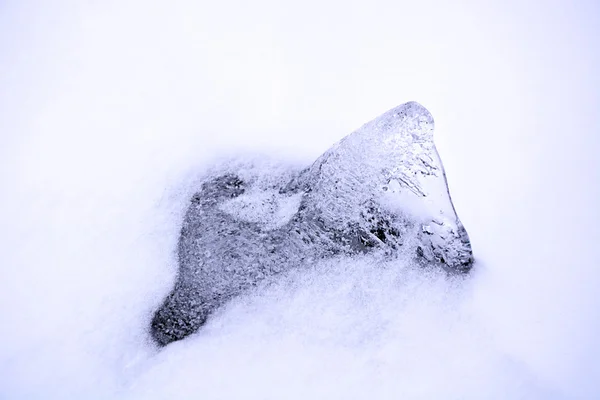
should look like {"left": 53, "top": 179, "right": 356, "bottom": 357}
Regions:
{"left": 150, "top": 102, "right": 474, "bottom": 346}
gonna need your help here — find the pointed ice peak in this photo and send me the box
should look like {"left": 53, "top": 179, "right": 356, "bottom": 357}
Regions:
{"left": 360, "top": 101, "right": 434, "bottom": 141}
{"left": 304, "top": 101, "right": 455, "bottom": 228}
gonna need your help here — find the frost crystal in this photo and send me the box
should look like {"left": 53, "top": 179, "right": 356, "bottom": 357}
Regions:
{"left": 151, "top": 102, "right": 474, "bottom": 346}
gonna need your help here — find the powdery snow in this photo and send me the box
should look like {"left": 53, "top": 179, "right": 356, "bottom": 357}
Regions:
{"left": 1, "top": 1, "right": 599, "bottom": 399}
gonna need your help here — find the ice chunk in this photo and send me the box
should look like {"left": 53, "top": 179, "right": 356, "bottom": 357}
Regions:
{"left": 150, "top": 102, "right": 474, "bottom": 346}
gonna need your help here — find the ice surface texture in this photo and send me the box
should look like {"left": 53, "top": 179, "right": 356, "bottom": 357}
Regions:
{"left": 151, "top": 102, "right": 474, "bottom": 346}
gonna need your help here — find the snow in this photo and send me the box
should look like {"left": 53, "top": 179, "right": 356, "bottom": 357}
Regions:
{"left": 1, "top": 0, "right": 599, "bottom": 399}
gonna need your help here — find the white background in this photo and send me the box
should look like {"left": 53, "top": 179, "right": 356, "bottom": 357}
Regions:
{"left": 1, "top": 1, "right": 599, "bottom": 398}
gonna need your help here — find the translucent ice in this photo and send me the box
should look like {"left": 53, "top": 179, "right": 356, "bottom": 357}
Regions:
{"left": 151, "top": 102, "right": 474, "bottom": 346}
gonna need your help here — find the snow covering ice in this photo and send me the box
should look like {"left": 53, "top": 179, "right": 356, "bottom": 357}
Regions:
{"left": 151, "top": 101, "right": 473, "bottom": 347}
{"left": 1, "top": 1, "right": 600, "bottom": 399}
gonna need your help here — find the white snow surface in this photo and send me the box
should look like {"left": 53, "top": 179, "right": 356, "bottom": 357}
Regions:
{"left": 1, "top": 1, "right": 599, "bottom": 399}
